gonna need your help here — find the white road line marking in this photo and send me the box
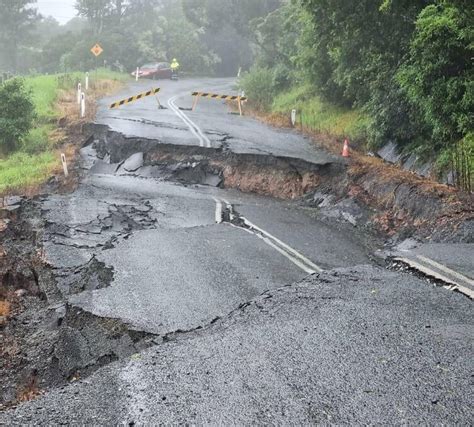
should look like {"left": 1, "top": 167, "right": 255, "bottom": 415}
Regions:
{"left": 242, "top": 217, "right": 324, "bottom": 273}
{"left": 395, "top": 257, "right": 474, "bottom": 299}
{"left": 415, "top": 254, "right": 474, "bottom": 286}
{"left": 217, "top": 198, "right": 322, "bottom": 275}
{"left": 213, "top": 197, "right": 223, "bottom": 224}
{"left": 168, "top": 95, "right": 211, "bottom": 148}
{"left": 168, "top": 95, "right": 203, "bottom": 146}
{"left": 232, "top": 224, "right": 317, "bottom": 275}
{"left": 221, "top": 198, "right": 323, "bottom": 273}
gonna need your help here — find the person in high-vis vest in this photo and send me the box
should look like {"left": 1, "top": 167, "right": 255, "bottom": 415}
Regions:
{"left": 170, "top": 58, "right": 180, "bottom": 80}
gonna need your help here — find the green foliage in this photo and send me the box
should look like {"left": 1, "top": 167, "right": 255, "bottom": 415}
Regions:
{"left": 397, "top": 2, "right": 473, "bottom": 149}
{"left": 247, "top": 0, "right": 472, "bottom": 185}
{"left": 22, "top": 125, "right": 53, "bottom": 155}
{"left": 251, "top": 2, "right": 304, "bottom": 89}
{"left": 25, "top": 75, "right": 61, "bottom": 120}
{"left": 240, "top": 67, "right": 276, "bottom": 111}
{"left": 273, "top": 84, "right": 369, "bottom": 142}
{"left": 0, "top": 151, "right": 56, "bottom": 194}
{"left": 0, "top": 0, "right": 39, "bottom": 72}
{"left": 136, "top": 0, "right": 217, "bottom": 73}
{"left": 182, "top": 0, "right": 283, "bottom": 75}
{"left": 0, "top": 78, "right": 36, "bottom": 154}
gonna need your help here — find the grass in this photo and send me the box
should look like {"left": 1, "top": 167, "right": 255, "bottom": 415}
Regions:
{"left": 272, "top": 84, "right": 370, "bottom": 143}
{"left": 0, "top": 152, "right": 57, "bottom": 194}
{"left": 0, "top": 69, "right": 128, "bottom": 196}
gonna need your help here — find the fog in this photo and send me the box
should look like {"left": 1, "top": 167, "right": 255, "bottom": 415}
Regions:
{"left": 0, "top": 0, "right": 282, "bottom": 76}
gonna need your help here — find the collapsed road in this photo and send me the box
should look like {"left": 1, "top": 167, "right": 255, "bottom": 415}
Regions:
{"left": 1, "top": 78, "right": 473, "bottom": 424}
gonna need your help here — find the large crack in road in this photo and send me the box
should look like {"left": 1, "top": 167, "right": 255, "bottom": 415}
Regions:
{"left": 1, "top": 78, "right": 472, "bottom": 423}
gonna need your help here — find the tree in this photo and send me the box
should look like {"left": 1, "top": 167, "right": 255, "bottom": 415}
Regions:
{"left": 397, "top": 1, "right": 473, "bottom": 148}
{"left": 0, "top": 79, "right": 36, "bottom": 154}
{"left": 137, "top": 0, "right": 217, "bottom": 73}
{"left": 0, "top": 0, "right": 40, "bottom": 73}
{"left": 182, "top": 0, "right": 283, "bottom": 75}
{"left": 75, "top": 0, "right": 131, "bottom": 34}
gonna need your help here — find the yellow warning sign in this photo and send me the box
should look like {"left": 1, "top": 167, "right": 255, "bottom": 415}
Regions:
{"left": 91, "top": 44, "right": 104, "bottom": 57}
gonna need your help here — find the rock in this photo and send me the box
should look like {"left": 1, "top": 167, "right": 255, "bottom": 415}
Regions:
{"left": 395, "top": 238, "right": 420, "bottom": 252}
{"left": 14, "top": 289, "right": 27, "bottom": 298}
{"left": 378, "top": 141, "right": 402, "bottom": 164}
{"left": 122, "top": 153, "right": 144, "bottom": 172}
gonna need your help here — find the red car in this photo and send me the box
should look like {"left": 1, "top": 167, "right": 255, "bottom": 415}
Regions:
{"left": 132, "top": 62, "right": 172, "bottom": 80}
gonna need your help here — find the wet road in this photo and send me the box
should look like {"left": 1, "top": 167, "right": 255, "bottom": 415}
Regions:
{"left": 41, "top": 77, "right": 370, "bottom": 335}
{"left": 96, "top": 78, "right": 339, "bottom": 164}
{"left": 1, "top": 77, "right": 472, "bottom": 424}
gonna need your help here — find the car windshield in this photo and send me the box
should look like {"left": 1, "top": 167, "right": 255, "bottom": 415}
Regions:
{"left": 141, "top": 63, "right": 157, "bottom": 69}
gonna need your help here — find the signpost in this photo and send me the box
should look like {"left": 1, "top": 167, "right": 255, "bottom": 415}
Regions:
{"left": 90, "top": 43, "right": 104, "bottom": 85}
{"left": 90, "top": 44, "right": 104, "bottom": 57}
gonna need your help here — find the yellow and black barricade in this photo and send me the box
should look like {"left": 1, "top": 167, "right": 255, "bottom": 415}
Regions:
{"left": 110, "top": 88, "right": 161, "bottom": 109}
{"left": 191, "top": 91, "right": 247, "bottom": 115}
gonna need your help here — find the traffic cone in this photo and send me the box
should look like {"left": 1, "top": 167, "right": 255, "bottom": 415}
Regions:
{"left": 342, "top": 139, "right": 350, "bottom": 158}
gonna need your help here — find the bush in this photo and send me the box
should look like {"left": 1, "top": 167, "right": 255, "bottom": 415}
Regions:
{"left": 240, "top": 66, "right": 276, "bottom": 111}
{"left": 0, "top": 79, "right": 36, "bottom": 154}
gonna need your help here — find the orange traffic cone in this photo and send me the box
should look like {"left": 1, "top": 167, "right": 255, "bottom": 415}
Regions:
{"left": 342, "top": 139, "right": 350, "bottom": 158}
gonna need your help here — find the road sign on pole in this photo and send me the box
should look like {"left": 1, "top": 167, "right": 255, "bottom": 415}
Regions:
{"left": 91, "top": 44, "right": 104, "bottom": 57}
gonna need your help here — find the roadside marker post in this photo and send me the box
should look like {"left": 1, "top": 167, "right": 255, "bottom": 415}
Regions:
{"left": 191, "top": 92, "right": 248, "bottom": 116}
{"left": 80, "top": 92, "right": 86, "bottom": 118}
{"left": 61, "top": 153, "right": 69, "bottom": 177}
{"left": 291, "top": 109, "right": 297, "bottom": 127}
{"left": 109, "top": 88, "right": 161, "bottom": 109}
{"left": 136, "top": 67, "right": 139, "bottom": 82}
{"left": 85, "top": 72, "right": 89, "bottom": 91}
{"left": 77, "top": 83, "right": 82, "bottom": 104}
{"left": 192, "top": 93, "right": 201, "bottom": 112}
{"left": 237, "top": 96, "right": 243, "bottom": 116}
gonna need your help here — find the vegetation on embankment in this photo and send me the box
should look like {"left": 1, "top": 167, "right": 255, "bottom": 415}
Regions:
{"left": 239, "top": 0, "right": 473, "bottom": 191}
{"left": 0, "top": 69, "right": 128, "bottom": 196}
{"left": 272, "top": 85, "right": 370, "bottom": 145}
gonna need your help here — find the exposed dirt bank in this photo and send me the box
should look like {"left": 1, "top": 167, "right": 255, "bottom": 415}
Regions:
{"left": 89, "top": 125, "right": 473, "bottom": 243}
{"left": 1, "top": 108, "right": 472, "bottom": 409}
{"left": 0, "top": 79, "right": 144, "bottom": 410}
{"left": 243, "top": 109, "right": 473, "bottom": 242}
{"left": 0, "top": 199, "right": 157, "bottom": 410}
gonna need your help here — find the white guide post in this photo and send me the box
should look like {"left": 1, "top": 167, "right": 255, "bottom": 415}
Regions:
{"left": 80, "top": 92, "right": 86, "bottom": 118}
{"left": 61, "top": 153, "right": 69, "bottom": 177}
{"left": 291, "top": 109, "right": 297, "bottom": 127}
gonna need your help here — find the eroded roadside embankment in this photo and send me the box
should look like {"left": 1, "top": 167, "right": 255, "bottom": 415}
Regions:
{"left": 89, "top": 124, "right": 473, "bottom": 243}
{"left": 1, "top": 121, "right": 472, "bottom": 410}
{"left": 0, "top": 198, "right": 158, "bottom": 409}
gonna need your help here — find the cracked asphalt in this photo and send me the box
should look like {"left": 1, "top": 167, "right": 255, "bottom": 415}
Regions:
{"left": 2, "top": 267, "right": 473, "bottom": 425}
{"left": 1, "top": 78, "right": 472, "bottom": 424}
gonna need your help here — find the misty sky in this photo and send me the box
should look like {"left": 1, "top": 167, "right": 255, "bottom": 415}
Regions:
{"left": 37, "top": 0, "right": 78, "bottom": 24}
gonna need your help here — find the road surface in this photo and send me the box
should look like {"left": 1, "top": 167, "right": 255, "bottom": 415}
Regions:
{"left": 1, "top": 78, "right": 472, "bottom": 424}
